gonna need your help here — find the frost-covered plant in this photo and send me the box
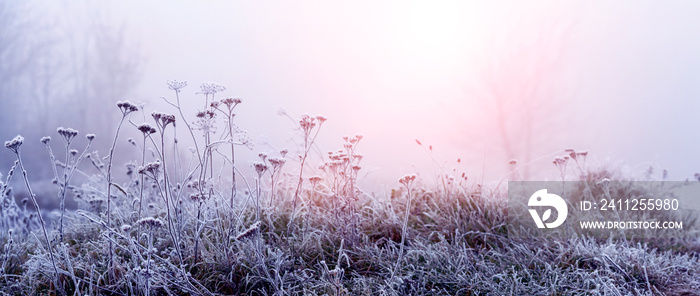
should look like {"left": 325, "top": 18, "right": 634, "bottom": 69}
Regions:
{"left": 211, "top": 96, "right": 244, "bottom": 206}
{"left": 3, "top": 79, "right": 697, "bottom": 295}
{"left": 41, "top": 128, "right": 94, "bottom": 243}
{"left": 103, "top": 100, "right": 139, "bottom": 279}
{"left": 137, "top": 216, "right": 163, "bottom": 296}
{"left": 288, "top": 114, "right": 326, "bottom": 234}
{"left": 391, "top": 173, "right": 416, "bottom": 283}
{"left": 319, "top": 135, "right": 364, "bottom": 211}
{"left": 4, "top": 135, "right": 60, "bottom": 291}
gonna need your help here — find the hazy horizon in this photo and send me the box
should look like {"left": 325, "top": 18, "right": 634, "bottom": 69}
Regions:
{"left": 3, "top": 1, "right": 700, "bottom": 192}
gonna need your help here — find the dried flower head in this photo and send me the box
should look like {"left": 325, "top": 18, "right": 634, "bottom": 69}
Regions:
{"left": 279, "top": 148, "right": 288, "bottom": 158}
{"left": 4, "top": 135, "right": 23, "bottom": 153}
{"left": 137, "top": 123, "right": 157, "bottom": 136}
{"left": 138, "top": 161, "right": 161, "bottom": 176}
{"left": 309, "top": 175, "right": 323, "bottom": 187}
{"left": 190, "top": 193, "right": 208, "bottom": 202}
{"left": 151, "top": 112, "right": 176, "bottom": 129}
{"left": 221, "top": 97, "right": 242, "bottom": 108}
{"left": 86, "top": 134, "right": 95, "bottom": 141}
{"left": 57, "top": 127, "right": 79, "bottom": 143}
{"left": 253, "top": 162, "right": 268, "bottom": 177}
{"left": 210, "top": 100, "right": 221, "bottom": 109}
{"left": 40, "top": 136, "right": 51, "bottom": 144}
{"left": 117, "top": 100, "right": 139, "bottom": 116}
{"left": 196, "top": 110, "right": 216, "bottom": 119}
{"left": 137, "top": 217, "right": 163, "bottom": 228}
{"left": 299, "top": 114, "right": 316, "bottom": 132}
{"left": 268, "top": 157, "right": 286, "bottom": 170}
{"left": 399, "top": 174, "right": 417, "bottom": 188}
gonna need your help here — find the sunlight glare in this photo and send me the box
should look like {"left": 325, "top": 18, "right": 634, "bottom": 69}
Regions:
{"left": 394, "top": 1, "right": 467, "bottom": 60}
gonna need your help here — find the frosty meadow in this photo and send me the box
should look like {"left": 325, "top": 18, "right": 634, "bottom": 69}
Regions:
{"left": 0, "top": 81, "right": 699, "bottom": 295}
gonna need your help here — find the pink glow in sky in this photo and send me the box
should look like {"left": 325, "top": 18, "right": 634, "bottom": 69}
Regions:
{"left": 19, "top": 1, "right": 700, "bottom": 190}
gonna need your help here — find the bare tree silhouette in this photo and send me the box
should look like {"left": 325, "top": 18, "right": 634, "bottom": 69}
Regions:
{"left": 0, "top": 1, "right": 142, "bottom": 177}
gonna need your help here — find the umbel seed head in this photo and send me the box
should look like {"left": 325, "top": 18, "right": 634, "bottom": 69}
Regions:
{"left": 167, "top": 80, "right": 187, "bottom": 91}
{"left": 198, "top": 82, "right": 226, "bottom": 95}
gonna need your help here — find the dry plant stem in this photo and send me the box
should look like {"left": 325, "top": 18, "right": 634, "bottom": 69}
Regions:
{"left": 268, "top": 169, "right": 279, "bottom": 207}
{"left": 229, "top": 119, "right": 236, "bottom": 207}
{"left": 193, "top": 201, "right": 203, "bottom": 266}
{"left": 48, "top": 139, "right": 92, "bottom": 243}
{"left": 232, "top": 165, "right": 254, "bottom": 229}
{"left": 153, "top": 177, "right": 185, "bottom": 265}
{"left": 392, "top": 182, "right": 413, "bottom": 282}
{"left": 14, "top": 152, "right": 60, "bottom": 292}
{"left": 60, "top": 137, "right": 72, "bottom": 242}
{"left": 213, "top": 101, "right": 238, "bottom": 207}
{"left": 255, "top": 178, "right": 262, "bottom": 222}
{"left": 418, "top": 143, "right": 447, "bottom": 194}
{"left": 289, "top": 125, "right": 322, "bottom": 233}
{"left": 106, "top": 115, "right": 128, "bottom": 280}
{"left": 167, "top": 90, "right": 203, "bottom": 168}
{"left": 138, "top": 134, "right": 148, "bottom": 221}
{"left": 157, "top": 129, "right": 185, "bottom": 265}
{"left": 163, "top": 89, "right": 204, "bottom": 211}
{"left": 218, "top": 107, "right": 238, "bottom": 208}
{"left": 202, "top": 93, "right": 214, "bottom": 200}
{"left": 145, "top": 227, "right": 154, "bottom": 296}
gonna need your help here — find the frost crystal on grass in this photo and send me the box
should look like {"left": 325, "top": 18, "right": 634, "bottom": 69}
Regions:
{"left": 236, "top": 221, "right": 261, "bottom": 240}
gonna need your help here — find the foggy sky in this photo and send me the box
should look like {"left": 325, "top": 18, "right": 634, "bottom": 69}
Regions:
{"left": 4, "top": 1, "right": 700, "bottom": 192}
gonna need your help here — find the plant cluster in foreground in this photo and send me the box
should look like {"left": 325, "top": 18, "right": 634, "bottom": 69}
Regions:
{"left": 0, "top": 81, "right": 698, "bottom": 295}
